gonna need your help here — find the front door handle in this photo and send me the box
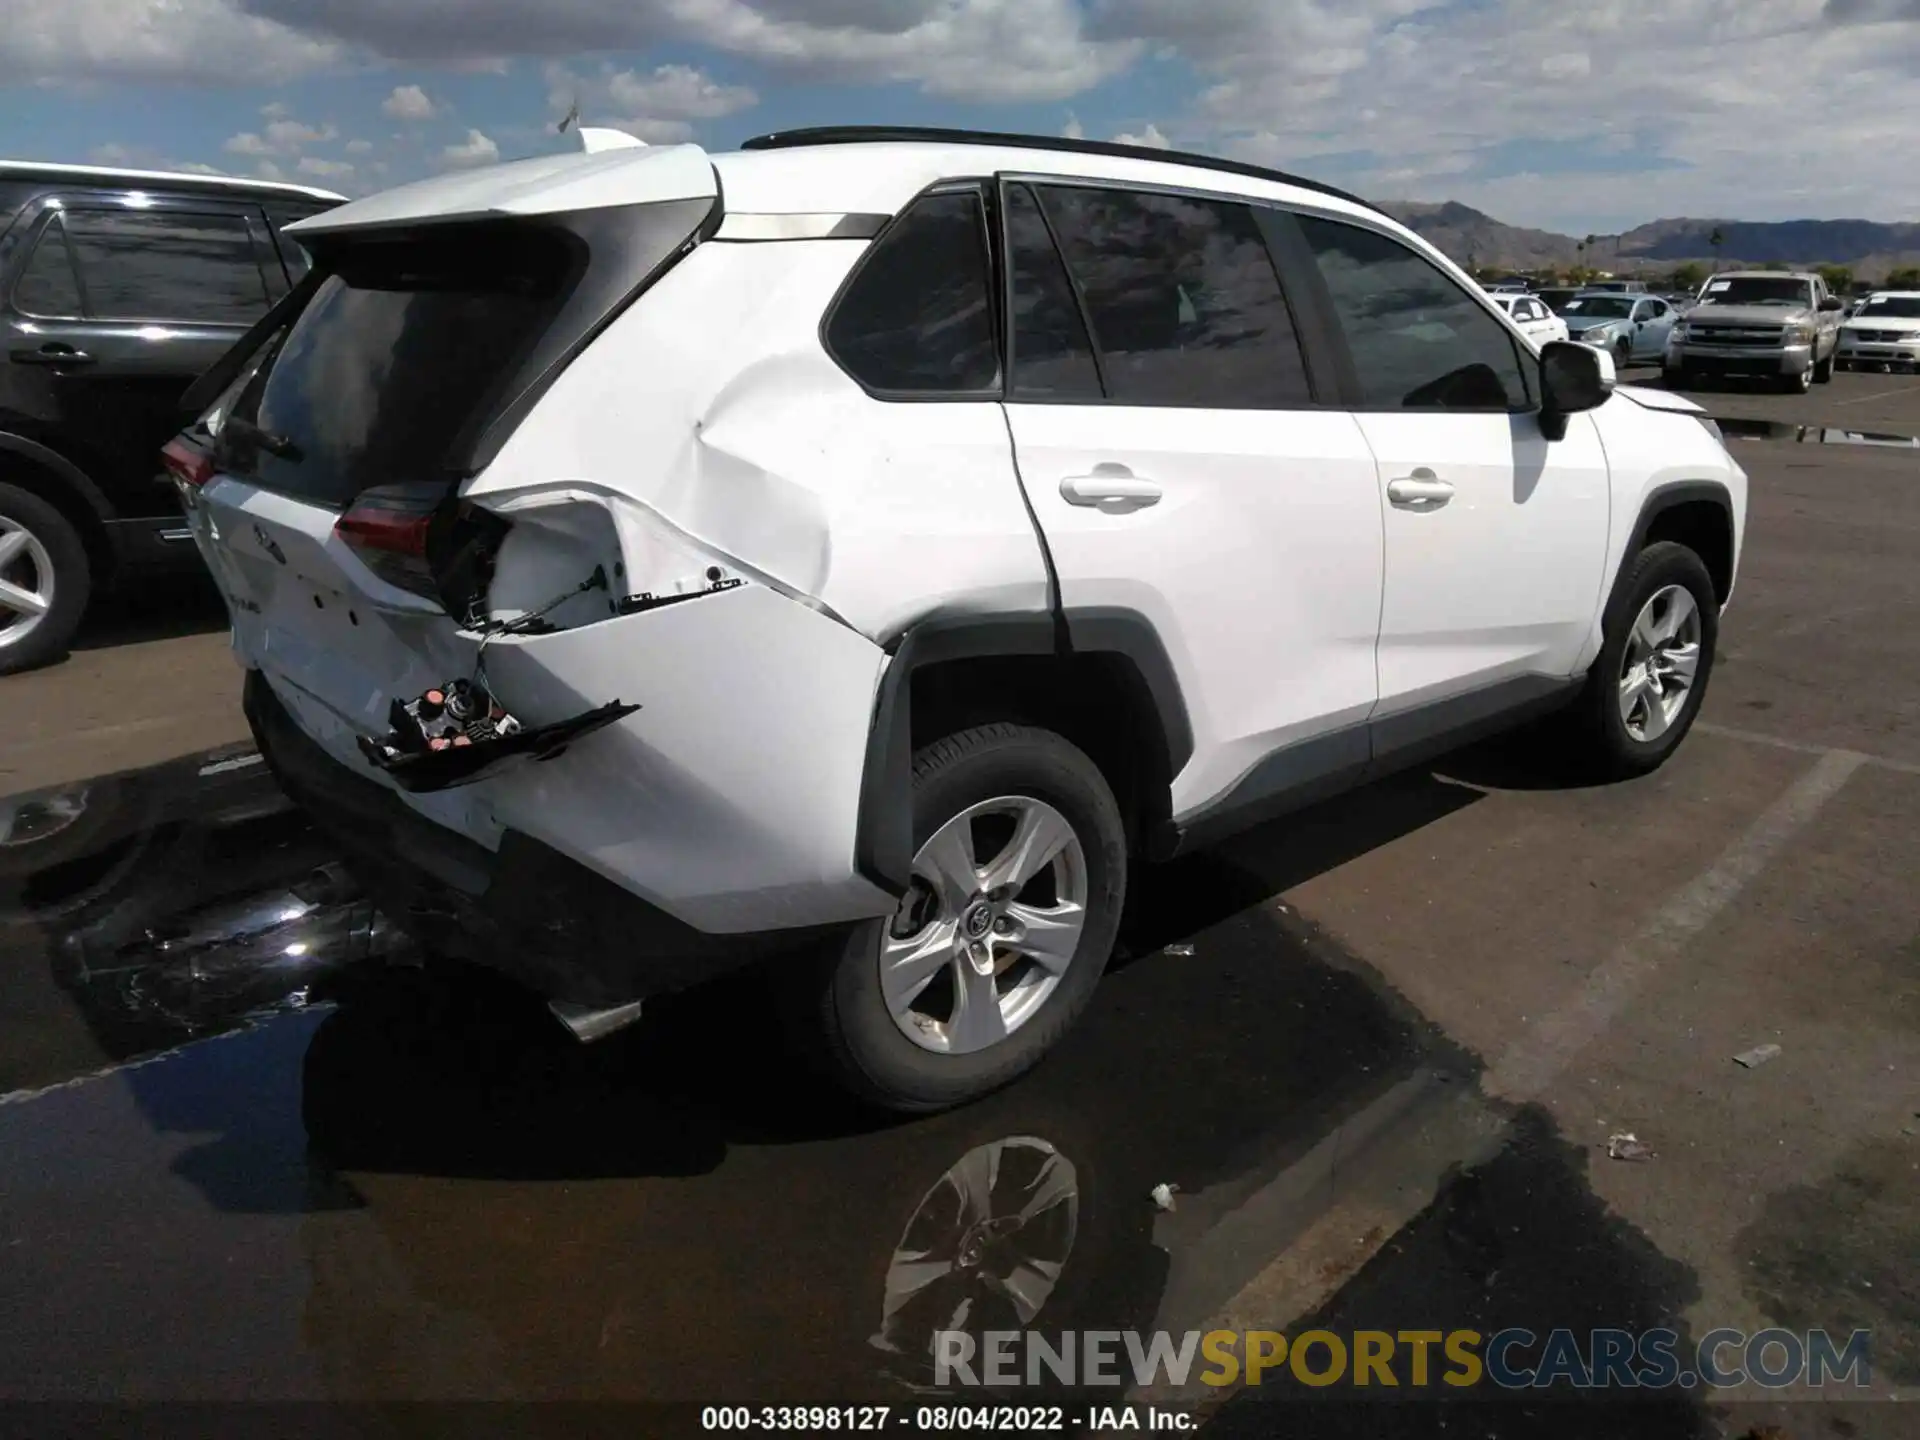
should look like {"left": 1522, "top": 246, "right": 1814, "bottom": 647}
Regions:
{"left": 1386, "top": 470, "right": 1455, "bottom": 509}
{"left": 1060, "top": 467, "right": 1162, "bottom": 513}
{"left": 10, "top": 344, "right": 95, "bottom": 368}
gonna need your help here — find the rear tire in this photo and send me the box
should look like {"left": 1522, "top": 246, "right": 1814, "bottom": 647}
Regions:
{"left": 801, "top": 723, "right": 1127, "bottom": 1114}
{"left": 0, "top": 482, "right": 91, "bottom": 676}
{"left": 1570, "top": 541, "right": 1719, "bottom": 781}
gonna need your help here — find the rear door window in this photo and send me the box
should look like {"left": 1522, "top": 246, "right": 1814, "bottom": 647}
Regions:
{"left": 825, "top": 189, "right": 1000, "bottom": 395}
{"left": 1298, "top": 216, "right": 1532, "bottom": 411}
{"left": 10, "top": 218, "right": 84, "bottom": 318}
{"left": 1004, "top": 182, "right": 1102, "bottom": 401}
{"left": 239, "top": 224, "right": 583, "bottom": 508}
{"left": 61, "top": 209, "right": 273, "bottom": 324}
{"left": 1034, "top": 184, "right": 1313, "bottom": 409}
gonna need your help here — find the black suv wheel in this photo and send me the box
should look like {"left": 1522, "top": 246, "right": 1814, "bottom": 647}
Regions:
{"left": 0, "top": 482, "right": 90, "bottom": 675}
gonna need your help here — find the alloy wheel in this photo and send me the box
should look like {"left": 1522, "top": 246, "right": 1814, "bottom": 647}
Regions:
{"left": 0, "top": 516, "right": 55, "bottom": 652}
{"left": 1618, "top": 584, "right": 1703, "bottom": 743}
{"left": 882, "top": 796, "right": 1089, "bottom": 1056}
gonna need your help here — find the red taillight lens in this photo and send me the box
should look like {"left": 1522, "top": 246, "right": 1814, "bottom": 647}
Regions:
{"left": 161, "top": 436, "right": 214, "bottom": 489}
{"left": 334, "top": 484, "right": 443, "bottom": 598}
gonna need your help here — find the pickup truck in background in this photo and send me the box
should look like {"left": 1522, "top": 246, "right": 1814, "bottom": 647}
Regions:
{"left": 1663, "top": 270, "right": 1845, "bottom": 393}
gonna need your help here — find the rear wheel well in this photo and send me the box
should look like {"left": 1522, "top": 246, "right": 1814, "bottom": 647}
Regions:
{"left": 909, "top": 652, "right": 1174, "bottom": 852}
{"left": 1643, "top": 498, "right": 1732, "bottom": 602}
{"left": 0, "top": 451, "right": 114, "bottom": 588}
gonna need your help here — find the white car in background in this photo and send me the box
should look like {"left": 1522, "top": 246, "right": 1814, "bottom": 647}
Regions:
{"left": 1490, "top": 292, "right": 1570, "bottom": 345}
{"left": 1836, "top": 291, "right": 1920, "bottom": 373}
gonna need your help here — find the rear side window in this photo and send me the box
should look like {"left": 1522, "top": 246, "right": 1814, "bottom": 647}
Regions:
{"left": 1299, "top": 216, "right": 1532, "bottom": 411}
{"left": 1035, "top": 184, "right": 1312, "bottom": 409}
{"left": 826, "top": 190, "right": 1000, "bottom": 395}
{"left": 11, "top": 219, "right": 83, "bottom": 318}
{"left": 240, "top": 224, "right": 583, "bottom": 508}
{"left": 61, "top": 210, "right": 272, "bottom": 325}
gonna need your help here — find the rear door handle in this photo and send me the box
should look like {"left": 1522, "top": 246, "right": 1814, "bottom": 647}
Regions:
{"left": 1386, "top": 470, "right": 1455, "bottom": 509}
{"left": 10, "top": 345, "right": 94, "bottom": 368}
{"left": 1060, "top": 468, "right": 1162, "bottom": 513}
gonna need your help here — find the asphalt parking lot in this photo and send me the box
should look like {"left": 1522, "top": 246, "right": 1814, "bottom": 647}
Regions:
{"left": 1, "top": 374, "right": 1917, "bottom": 1436}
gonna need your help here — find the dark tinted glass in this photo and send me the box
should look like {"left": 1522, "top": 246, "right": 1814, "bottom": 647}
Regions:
{"left": 1037, "top": 185, "right": 1310, "bottom": 409}
{"left": 1005, "top": 184, "right": 1101, "bottom": 400}
{"left": 1299, "top": 216, "right": 1531, "bottom": 410}
{"left": 12, "top": 220, "right": 83, "bottom": 318}
{"left": 63, "top": 210, "right": 271, "bottom": 324}
{"left": 826, "top": 191, "right": 999, "bottom": 394}
{"left": 243, "top": 225, "right": 578, "bottom": 508}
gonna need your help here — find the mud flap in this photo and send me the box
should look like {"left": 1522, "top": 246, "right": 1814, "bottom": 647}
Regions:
{"left": 358, "top": 699, "right": 640, "bottom": 793}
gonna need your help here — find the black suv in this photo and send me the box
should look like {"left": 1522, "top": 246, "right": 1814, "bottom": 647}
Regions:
{"left": 0, "top": 162, "right": 342, "bottom": 673}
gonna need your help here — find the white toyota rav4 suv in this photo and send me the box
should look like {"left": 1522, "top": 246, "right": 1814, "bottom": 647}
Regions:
{"left": 171, "top": 126, "right": 1747, "bottom": 1112}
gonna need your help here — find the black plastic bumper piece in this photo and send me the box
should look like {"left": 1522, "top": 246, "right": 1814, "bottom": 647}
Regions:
{"left": 244, "top": 671, "right": 840, "bottom": 1007}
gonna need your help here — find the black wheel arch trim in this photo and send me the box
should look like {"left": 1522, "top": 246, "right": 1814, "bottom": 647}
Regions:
{"left": 0, "top": 430, "right": 115, "bottom": 523}
{"left": 1611, "top": 479, "right": 1735, "bottom": 620}
{"left": 852, "top": 607, "right": 1193, "bottom": 894}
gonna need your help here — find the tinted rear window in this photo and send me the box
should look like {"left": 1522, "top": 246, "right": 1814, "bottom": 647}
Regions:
{"left": 239, "top": 224, "right": 583, "bottom": 508}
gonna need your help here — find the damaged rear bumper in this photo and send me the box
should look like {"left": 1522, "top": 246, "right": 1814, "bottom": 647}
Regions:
{"left": 245, "top": 671, "right": 847, "bottom": 1008}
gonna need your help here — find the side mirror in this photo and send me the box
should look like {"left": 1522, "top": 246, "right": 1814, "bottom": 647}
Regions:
{"left": 1819, "top": 296, "right": 1844, "bottom": 312}
{"left": 1538, "top": 340, "right": 1615, "bottom": 441}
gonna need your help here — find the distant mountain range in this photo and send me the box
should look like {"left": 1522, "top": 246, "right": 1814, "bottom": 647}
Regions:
{"left": 1375, "top": 201, "right": 1920, "bottom": 278}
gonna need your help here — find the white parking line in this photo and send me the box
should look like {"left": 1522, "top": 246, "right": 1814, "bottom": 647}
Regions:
{"left": 1484, "top": 747, "right": 1863, "bottom": 1102}
{"left": 1697, "top": 720, "right": 1920, "bottom": 775}
{"left": 1831, "top": 385, "right": 1915, "bottom": 406}
{"left": 1165, "top": 746, "right": 1864, "bottom": 1395}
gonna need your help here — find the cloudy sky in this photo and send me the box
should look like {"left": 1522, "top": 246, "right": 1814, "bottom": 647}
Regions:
{"left": 3, "top": 0, "right": 1918, "bottom": 235}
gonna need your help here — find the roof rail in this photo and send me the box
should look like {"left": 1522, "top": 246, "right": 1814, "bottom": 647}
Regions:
{"left": 738, "top": 125, "right": 1374, "bottom": 212}
{"left": 0, "top": 159, "right": 345, "bottom": 204}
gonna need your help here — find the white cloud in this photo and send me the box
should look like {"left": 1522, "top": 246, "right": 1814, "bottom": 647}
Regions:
{"left": 88, "top": 142, "right": 134, "bottom": 164}
{"left": 442, "top": 128, "right": 500, "bottom": 167}
{"left": 607, "top": 62, "right": 756, "bottom": 118}
{"left": 381, "top": 83, "right": 435, "bottom": 120}
{"left": 265, "top": 117, "right": 336, "bottom": 148}
{"left": 297, "top": 155, "right": 355, "bottom": 177}
{"left": 344, "top": 138, "right": 374, "bottom": 154}
{"left": 1113, "top": 122, "right": 1172, "bottom": 149}
{"left": 1062, "top": 113, "right": 1086, "bottom": 140}
{"left": 544, "top": 60, "right": 757, "bottom": 146}
{"left": 0, "top": 0, "right": 342, "bottom": 83}
{"left": 224, "top": 115, "right": 335, "bottom": 159}
{"left": 260, "top": 100, "right": 289, "bottom": 119}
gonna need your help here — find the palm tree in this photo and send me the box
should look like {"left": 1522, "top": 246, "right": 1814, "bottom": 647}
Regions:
{"left": 1709, "top": 226, "right": 1725, "bottom": 273}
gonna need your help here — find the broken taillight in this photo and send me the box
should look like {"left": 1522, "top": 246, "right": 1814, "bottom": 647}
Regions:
{"left": 161, "top": 436, "right": 214, "bottom": 489}
{"left": 334, "top": 483, "right": 442, "bottom": 598}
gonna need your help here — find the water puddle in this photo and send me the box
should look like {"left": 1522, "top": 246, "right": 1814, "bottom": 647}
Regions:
{"left": 1712, "top": 416, "right": 1920, "bottom": 449}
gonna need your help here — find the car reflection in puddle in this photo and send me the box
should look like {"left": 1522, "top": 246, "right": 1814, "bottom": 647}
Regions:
{"left": 289, "top": 894, "right": 1448, "bottom": 1402}
{"left": 1, "top": 745, "right": 399, "bottom": 1092}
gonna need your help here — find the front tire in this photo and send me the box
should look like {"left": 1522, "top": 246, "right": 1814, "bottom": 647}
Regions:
{"left": 804, "top": 723, "right": 1127, "bottom": 1114}
{"left": 0, "top": 482, "right": 91, "bottom": 676}
{"left": 1572, "top": 541, "right": 1719, "bottom": 781}
{"left": 1783, "top": 357, "right": 1814, "bottom": 394}
{"left": 1813, "top": 346, "right": 1835, "bottom": 384}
